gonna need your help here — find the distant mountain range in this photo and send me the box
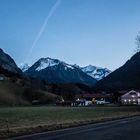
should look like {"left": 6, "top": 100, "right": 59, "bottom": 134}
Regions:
{"left": 24, "top": 58, "right": 97, "bottom": 85}
{"left": 81, "top": 65, "right": 111, "bottom": 81}
{"left": 20, "top": 59, "right": 111, "bottom": 82}
{"left": 0, "top": 48, "right": 111, "bottom": 87}
{"left": 0, "top": 48, "right": 111, "bottom": 106}
{"left": 95, "top": 52, "right": 140, "bottom": 91}
{"left": 3, "top": 47, "right": 140, "bottom": 91}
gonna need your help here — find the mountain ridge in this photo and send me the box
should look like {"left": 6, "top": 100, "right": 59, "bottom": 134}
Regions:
{"left": 94, "top": 52, "right": 140, "bottom": 91}
{"left": 21, "top": 58, "right": 111, "bottom": 81}
{"left": 25, "top": 57, "right": 97, "bottom": 85}
{"left": 0, "top": 48, "right": 22, "bottom": 75}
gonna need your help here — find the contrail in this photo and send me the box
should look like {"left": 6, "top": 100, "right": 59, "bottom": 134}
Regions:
{"left": 27, "top": 0, "right": 62, "bottom": 60}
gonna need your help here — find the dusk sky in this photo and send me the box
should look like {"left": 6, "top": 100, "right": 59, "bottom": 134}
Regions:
{"left": 0, "top": 0, "right": 140, "bottom": 70}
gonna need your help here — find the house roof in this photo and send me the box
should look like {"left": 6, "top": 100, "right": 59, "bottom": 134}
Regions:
{"left": 121, "top": 90, "right": 140, "bottom": 98}
{"left": 119, "top": 90, "right": 140, "bottom": 95}
{"left": 76, "top": 93, "right": 111, "bottom": 99}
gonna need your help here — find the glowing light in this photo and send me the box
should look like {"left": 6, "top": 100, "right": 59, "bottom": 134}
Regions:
{"left": 131, "top": 95, "right": 135, "bottom": 98}
{"left": 77, "top": 98, "right": 80, "bottom": 101}
{"left": 124, "top": 99, "right": 127, "bottom": 102}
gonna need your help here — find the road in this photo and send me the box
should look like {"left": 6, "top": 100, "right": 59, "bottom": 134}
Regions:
{"left": 10, "top": 116, "right": 140, "bottom": 140}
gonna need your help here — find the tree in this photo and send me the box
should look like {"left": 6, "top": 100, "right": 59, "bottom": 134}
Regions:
{"left": 135, "top": 32, "right": 140, "bottom": 52}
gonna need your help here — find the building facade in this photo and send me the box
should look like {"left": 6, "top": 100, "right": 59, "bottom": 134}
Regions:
{"left": 121, "top": 90, "right": 140, "bottom": 105}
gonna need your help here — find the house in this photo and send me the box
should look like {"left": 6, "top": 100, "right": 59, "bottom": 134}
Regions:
{"left": 74, "top": 93, "right": 112, "bottom": 106}
{"left": 96, "top": 99, "right": 106, "bottom": 105}
{"left": 83, "top": 93, "right": 112, "bottom": 104}
{"left": 121, "top": 90, "right": 140, "bottom": 105}
{"left": 76, "top": 98, "right": 86, "bottom": 106}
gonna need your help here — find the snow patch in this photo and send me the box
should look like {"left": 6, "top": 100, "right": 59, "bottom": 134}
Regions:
{"left": 19, "top": 63, "right": 30, "bottom": 72}
{"left": 81, "top": 65, "right": 111, "bottom": 81}
{"left": 66, "top": 64, "right": 74, "bottom": 69}
{"left": 35, "top": 58, "right": 75, "bottom": 71}
{"left": 36, "top": 58, "right": 59, "bottom": 71}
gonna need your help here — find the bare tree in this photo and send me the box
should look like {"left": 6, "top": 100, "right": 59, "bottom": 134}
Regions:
{"left": 135, "top": 32, "right": 140, "bottom": 52}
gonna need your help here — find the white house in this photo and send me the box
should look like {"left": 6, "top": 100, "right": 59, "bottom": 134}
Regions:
{"left": 121, "top": 90, "right": 140, "bottom": 105}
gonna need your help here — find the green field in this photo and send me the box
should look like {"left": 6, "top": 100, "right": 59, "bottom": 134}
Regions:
{"left": 0, "top": 106, "right": 140, "bottom": 129}
{"left": 0, "top": 106, "right": 140, "bottom": 138}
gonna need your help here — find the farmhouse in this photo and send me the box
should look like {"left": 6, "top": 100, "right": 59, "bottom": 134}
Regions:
{"left": 121, "top": 90, "right": 140, "bottom": 105}
{"left": 83, "top": 93, "right": 112, "bottom": 105}
{"left": 73, "top": 93, "right": 112, "bottom": 106}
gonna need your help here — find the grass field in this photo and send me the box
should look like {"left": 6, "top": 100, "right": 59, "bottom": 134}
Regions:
{"left": 0, "top": 106, "right": 140, "bottom": 138}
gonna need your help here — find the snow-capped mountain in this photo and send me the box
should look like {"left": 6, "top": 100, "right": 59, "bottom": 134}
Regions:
{"left": 25, "top": 58, "right": 97, "bottom": 85}
{"left": 81, "top": 65, "right": 111, "bottom": 81}
{"left": 19, "top": 63, "right": 30, "bottom": 72}
{"left": 34, "top": 58, "right": 74, "bottom": 71}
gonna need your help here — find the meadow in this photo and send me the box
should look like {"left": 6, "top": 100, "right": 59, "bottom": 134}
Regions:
{"left": 0, "top": 106, "right": 140, "bottom": 138}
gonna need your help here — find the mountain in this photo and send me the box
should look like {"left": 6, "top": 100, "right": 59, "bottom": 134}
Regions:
{"left": 0, "top": 49, "right": 61, "bottom": 106}
{"left": 19, "top": 63, "right": 30, "bottom": 72}
{"left": 25, "top": 58, "right": 97, "bottom": 85}
{"left": 21, "top": 62, "right": 111, "bottom": 81}
{"left": 0, "top": 48, "right": 22, "bottom": 75}
{"left": 81, "top": 65, "right": 111, "bottom": 81}
{"left": 95, "top": 52, "right": 140, "bottom": 91}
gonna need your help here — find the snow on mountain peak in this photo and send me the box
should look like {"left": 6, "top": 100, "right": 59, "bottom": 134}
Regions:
{"left": 82, "top": 65, "right": 97, "bottom": 72}
{"left": 19, "top": 63, "right": 30, "bottom": 72}
{"left": 35, "top": 58, "right": 59, "bottom": 71}
{"left": 35, "top": 58, "right": 74, "bottom": 71}
{"left": 20, "top": 57, "right": 111, "bottom": 81}
{"left": 81, "top": 65, "right": 111, "bottom": 81}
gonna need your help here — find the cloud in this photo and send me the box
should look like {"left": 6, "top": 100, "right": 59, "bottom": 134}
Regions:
{"left": 27, "top": 0, "right": 62, "bottom": 60}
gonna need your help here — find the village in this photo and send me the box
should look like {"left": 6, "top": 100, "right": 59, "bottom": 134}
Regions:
{"left": 1, "top": 73, "right": 140, "bottom": 107}
{"left": 56, "top": 90, "right": 140, "bottom": 107}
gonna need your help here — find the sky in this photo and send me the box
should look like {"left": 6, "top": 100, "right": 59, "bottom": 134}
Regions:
{"left": 0, "top": 0, "right": 140, "bottom": 71}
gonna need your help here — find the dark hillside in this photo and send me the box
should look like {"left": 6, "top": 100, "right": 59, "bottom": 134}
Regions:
{"left": 95, "top": 52, "right": 140, "bottom": 91}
